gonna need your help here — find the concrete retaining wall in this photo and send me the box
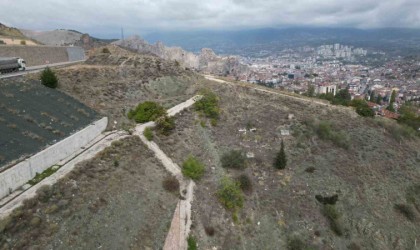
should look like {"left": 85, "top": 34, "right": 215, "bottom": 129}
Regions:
{"left": 0, "top": 117, "right": 108, "bottom": 200}
{"left": 0, "top": 45, "right": 85, "bottom": 66}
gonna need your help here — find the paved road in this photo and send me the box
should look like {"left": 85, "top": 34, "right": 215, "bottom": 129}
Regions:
{"left": 0, "top": 60, "right": 86, "bottom": 79}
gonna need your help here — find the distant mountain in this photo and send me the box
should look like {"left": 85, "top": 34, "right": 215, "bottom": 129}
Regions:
{"left": 21, "top": 28, "right": 117, "bottom": 50}
{"left": 144, "top": 27, "right": 420, "bottom": 56}
{"left": 113, "top": 36, "right": 248, "bottom": 76}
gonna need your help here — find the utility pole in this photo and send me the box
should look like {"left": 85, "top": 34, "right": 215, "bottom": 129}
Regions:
{"left": 121, "top": 27, "right": 124, "bottom": 45}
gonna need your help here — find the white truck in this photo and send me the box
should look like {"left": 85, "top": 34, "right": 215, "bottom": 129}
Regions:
{"left": 0, "top": 57, "right": 26, "bottom": 74}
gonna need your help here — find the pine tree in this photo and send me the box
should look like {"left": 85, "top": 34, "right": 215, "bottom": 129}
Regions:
{"left": 274, "top": 140, "right": 287, "bottom": 169}
{"left": 376, "top": 94, "right": 382, "bottom": 104}
{"left": 40, "top": 67, "right": 58, "bottom": 88}
{"left": 387, "top": 90, "right": 396, "bottom": 112}
{"left": 369, "top": 91, "right": 375, "bottom": 102}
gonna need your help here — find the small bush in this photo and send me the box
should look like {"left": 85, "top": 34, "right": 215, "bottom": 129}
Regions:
{"left": 20, "top": 40, "right": 26, "bottom": 45}
{"left": 143, "top": 127, "right": 153, "bottom": 141}
{"left": 194, "top": 89, "right": 220, "bottom": 120}
{"left": 162, "top": 176, "right": 180, "bottom": 193}
{"left": 102, "top": 47, "right": 110, "bottom": 53}
{"left": 204, "top": 225, "right": 215, "bottom": 236}
{"left": 155, "top": 116, "right": 176, "bottom": 136}
{"left": 217, "top": 177, "right": 244, "bottom": 210}
{"left": 127, "top": 101, "right": 166, "bottom": 123}
{"left": 315, "top": 121, "right": 350, "bottom": 149}
{"left": 40, "top": 67, "right": 58, "bottom": 88}
{"left": 182, "top": 156, "right": 205, "bottom": 180}
{"left": 221, "top": 150, "right": 247, "bottom": 169}
{"left": 316, "top": 194, "right": 338, "bottom": 205}
{"left": 187, "top": 236, "right": 197, "bottom": 250}
{"left": 322, "top": 204, "right": 343, "bottom": 236}
{"left": 287, "top": 236, "right": 305, "bottom": 250}
{"left": 305, "top": 167, "right": 316, "bottom": 173}
{"left": 237, "top": 174, "right": 253, "bottom": 194}
{"left": 394, "top": 204, "right": 416, "bottom": 221}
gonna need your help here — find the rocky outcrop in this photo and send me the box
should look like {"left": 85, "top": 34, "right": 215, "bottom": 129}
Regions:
{"left": 113, "top": 36, "right": 248, "bottom": 76}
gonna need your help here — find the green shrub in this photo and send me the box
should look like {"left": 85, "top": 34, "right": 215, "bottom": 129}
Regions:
{"left": 102, "top": 47, "right": 110, "bottom": 53}
{"left": 194, "top": 89, "right": 220, "bottom": 120}
{"left": 40, "top": 67, "right": 58, "bottom": 89}
{"left": 406, "top": 184, "right": 420, "bottom": 211}
{"left": 221, "top": 150, "right": 247, "bottom": 169}
{"left": 217, "top": 177, "right": 244, "bottom": 210}
{"left": 350, "top": 99, "right": 374, "bottom": 117}
{"left": 182, "top": 156, "right": 205, "bottom": 180}
{"left": 287, "top": 236, "right": 305, "bottom": 250}
{"left": 143, "top": 127, "right": 153, "bottom": 141}
{"left": 187, "top": 236, "right": 197, "bottom": 250}
{"left": 27, "top": 166, "right": 60, "bottom": 186}
{"left": 322, "top": 204, "right": 343, "bottom": 236}
{"left": 128, "top": 101, "right": 166, "bottom": 123}
{"left": 237, "top": 174, "right": 253, "bottom": 194}
{"left": 155, "top": 115, "right": 176, "bottom": 136}
{"left": 315, "top": 121, "right": 350, "bottom": 149}
{"left": 20, "top": 40, "right": 26, "bottom": 45}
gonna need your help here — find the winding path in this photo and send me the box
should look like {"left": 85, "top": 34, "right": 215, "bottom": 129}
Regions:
{"left": 134, "top": 95, "right": 202, "bottom": 250}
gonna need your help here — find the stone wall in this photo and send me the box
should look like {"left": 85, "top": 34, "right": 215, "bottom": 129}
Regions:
{"left": 0, "top": 117, "right": 108, "bottom": 200}
{"left": 0, "top": 45, "right": 85, "bottom": 66}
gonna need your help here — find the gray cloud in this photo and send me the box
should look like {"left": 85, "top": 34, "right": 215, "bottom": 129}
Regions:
{"left": 1, "top": 0, "right": 420, "bottom": 38}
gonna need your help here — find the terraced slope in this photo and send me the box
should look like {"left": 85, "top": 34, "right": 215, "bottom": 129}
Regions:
{"left": 0, "top": 80, "right": 99, "bottom": 168}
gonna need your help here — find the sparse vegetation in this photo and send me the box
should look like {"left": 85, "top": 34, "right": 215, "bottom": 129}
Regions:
{"left": 321, "top": 204, "right": 344, "bottom": 236}
{"left": 217, "top": 177, "right": 244, "bottom": 210}
{"left": 287, "top": 236, "right": 306, "bottom": 250}
{"left": 128, "top": 101, "right": 166, "bottom": 123}
{"left": 194, "top": 89, "right": 220, "bottom": 121}
{"left": 274, "top": 140, "right": 287, "bottom": 169}
{"left": 187, "top": 235, "right": 198, "bottom": 250}
{"left": 312, "top": 121, "right": 350, "bottom": 149}
{"left": 155, "top": 115, "right": 176, "bottom": 136}
{"left": 27, "top": 166, "right": 60, "bottom": 186}
{"left": 182, "top": 156, "right": 205, "bottom": 180}
{"left": 40, "top": 67, "right": 58, "bottom": 88}
{"left": 143, "top": 127, "right": 154, "bottom": 141}
{"left": 221, "top": 150, "right": 247, "bottom": 169}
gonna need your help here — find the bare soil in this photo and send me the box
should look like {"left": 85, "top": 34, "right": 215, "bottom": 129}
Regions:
{"left": 154, "top": 81, "right": 420, "bottom": 250}
{"left": 0, "top": 136, "right": 178, "bottom": 250}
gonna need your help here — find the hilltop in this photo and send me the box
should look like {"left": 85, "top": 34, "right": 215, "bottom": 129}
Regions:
{"left": 0, "top": 23, "right": 38, "bottom": 45}
{"left": 113, "top": 35, "right": 249, "bottom": 77}
{"left": 21, "top": 29, "right": 115, "bottom": 50}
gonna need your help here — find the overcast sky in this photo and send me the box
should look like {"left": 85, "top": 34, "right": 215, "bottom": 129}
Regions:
{"left": 1, "top": 0, "right": 420, "bottom": 38}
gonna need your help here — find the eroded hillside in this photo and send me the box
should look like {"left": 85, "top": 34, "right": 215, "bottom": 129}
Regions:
{"left": 153, "top": 80, "right": 420, "bottom": 249}
{"left": 27, "top": 46, "right": 203, "bottom": 130}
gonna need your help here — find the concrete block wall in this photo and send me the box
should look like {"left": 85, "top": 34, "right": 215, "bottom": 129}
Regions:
{"left": 0, "top": 117, "right": 108, "bottom": 200}
{"left": 0, "top": 45, "right": 85, "bottom": 66}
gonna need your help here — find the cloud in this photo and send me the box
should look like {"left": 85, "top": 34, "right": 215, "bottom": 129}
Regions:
{"left": 1, "top": 0, "right": 420, "bottom": 38}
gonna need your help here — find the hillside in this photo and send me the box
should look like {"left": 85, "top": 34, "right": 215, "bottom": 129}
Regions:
{"left": 26, "top": 45, "right": 203, "bottom": 129}
{"left": 0, "top": 23, "right": 38, "bottom": 45}
{"left": 153, "top": 80, "right": 420, "bottom": 249}
{"left": 0, "top": 23, "right": 25, "bottom": 38}
{"left": 1, "top": 45, "right": 418, "bottom": 249}
{"left": 21, "top": 29, "right": 113, "bottom": 50}
{"left": 113, "top": 36, "right": 249, "bottom": 77}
